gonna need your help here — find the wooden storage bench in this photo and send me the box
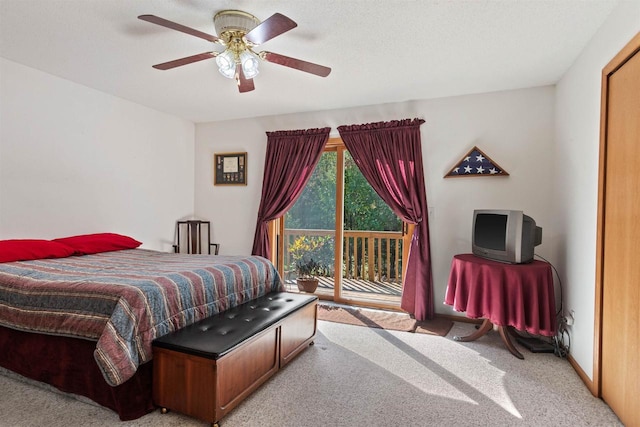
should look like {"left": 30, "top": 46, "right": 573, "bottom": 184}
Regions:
{"left": 152, "top": 292, "right": 318, "bottom": 427}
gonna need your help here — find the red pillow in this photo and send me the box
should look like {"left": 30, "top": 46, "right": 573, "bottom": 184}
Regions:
{"left": 53, "top": 233, "right": 142, "bottom": 255}
{"left": 0, "top": 239, "right": 76, "bottom": 263}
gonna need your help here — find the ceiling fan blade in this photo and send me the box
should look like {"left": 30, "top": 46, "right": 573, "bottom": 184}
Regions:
{"left": 236, "top": 65, "right": 255, "bottom": 93}
{"left": 152, "top": 52, "right": 217, "bottom": 70}
{"left": 138, "top": 15, "right": 219, "bottom": 43}
{"left": 261, "top": 51, "right": 331, "bottom": 77}
{"left": 244, "top": 13, "right": 297, "bottom": 45}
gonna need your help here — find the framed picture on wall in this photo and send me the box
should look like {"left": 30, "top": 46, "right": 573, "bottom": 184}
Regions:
{"left": 214, "top": 152, "right": 247, "bottom": 185}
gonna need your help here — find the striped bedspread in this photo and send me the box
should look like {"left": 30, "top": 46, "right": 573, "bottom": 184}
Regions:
{"left": 0, "top": 249, "right": 283, "bottom": 386}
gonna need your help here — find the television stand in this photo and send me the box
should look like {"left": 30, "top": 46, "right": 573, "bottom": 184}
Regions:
{"left": 445, "top": 254, "right": 557, "bottom": 359}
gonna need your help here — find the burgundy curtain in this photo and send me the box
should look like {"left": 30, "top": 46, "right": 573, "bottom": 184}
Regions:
{"left": 337, "top": 118, "right": 433, "bottom": 320}
{"left": 252, "top": 127, "right": 330, "bottom": 259}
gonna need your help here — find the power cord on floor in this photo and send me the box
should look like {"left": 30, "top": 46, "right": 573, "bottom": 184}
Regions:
{"left": 534, "top": 253, "right": 570, "bottom": 358}
{"left": 554, "top": 315, "right": 570, "bottom": 358}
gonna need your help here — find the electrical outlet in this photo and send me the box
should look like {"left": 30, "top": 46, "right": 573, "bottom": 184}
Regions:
{"left": 566, "top": 310, "right": 575, "bottom": 326}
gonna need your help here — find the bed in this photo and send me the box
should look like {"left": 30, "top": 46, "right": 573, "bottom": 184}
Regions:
{"left": 0, "top": 244, "right": 283, "bottom": 420}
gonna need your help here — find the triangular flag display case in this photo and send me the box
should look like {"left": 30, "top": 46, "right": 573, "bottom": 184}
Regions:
{"left": 444, "top": 146, "right": 509, "bottom": 178}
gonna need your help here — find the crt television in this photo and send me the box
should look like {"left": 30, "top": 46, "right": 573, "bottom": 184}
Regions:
{"left": 472, "top": 209, "right": 542, "bottom": 264}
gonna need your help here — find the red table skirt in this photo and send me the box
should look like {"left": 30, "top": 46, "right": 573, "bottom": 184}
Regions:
{"left": 445, "top": 254, "right": 557, "bottom": 336}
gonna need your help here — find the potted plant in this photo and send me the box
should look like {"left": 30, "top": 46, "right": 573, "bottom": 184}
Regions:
{"left": 287, "top": 235, "right": 332, "bottom": 293}
{"left": 295, "top": 256, "right": 324, "bottom": 293}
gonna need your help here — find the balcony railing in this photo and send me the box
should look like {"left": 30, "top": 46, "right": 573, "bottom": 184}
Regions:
{"left": 283, "top": 228, "right": 404, "bottom": 284}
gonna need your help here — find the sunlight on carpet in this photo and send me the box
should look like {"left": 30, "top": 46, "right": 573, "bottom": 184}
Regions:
{"left": 318, "top": 320, "right": 522, "bottom": 419}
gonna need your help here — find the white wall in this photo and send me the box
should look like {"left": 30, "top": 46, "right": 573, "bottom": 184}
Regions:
{"left": 195, "top": 86, "right": 557, "bottom": 314}
{"left": 0, "top": 59, "right": 196, "bottom": 250}
{"left": 554, "top": 3, "right": 640, "bottom": 380}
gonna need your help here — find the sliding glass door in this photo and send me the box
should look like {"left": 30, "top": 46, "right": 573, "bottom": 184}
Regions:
{"left": 280, "top": 138, "right": 405, "bottom": 310}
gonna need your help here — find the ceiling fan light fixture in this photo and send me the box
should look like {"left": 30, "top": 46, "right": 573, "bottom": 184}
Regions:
{"left": 215, "top": 49, "right": 236, "bottom": 78}
{"left": 213, "top": 10, "right": 260, "bottom": 36}
{"left": 240, "top": 51, "right": 260, "bottom": 78}
{"left": 218, "top": 63, "right": 236, "bottom": 79}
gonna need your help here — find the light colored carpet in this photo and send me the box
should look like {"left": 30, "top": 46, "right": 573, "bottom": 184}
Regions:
{"left": 0, "top": 321, "right": 621, "bottom": 426}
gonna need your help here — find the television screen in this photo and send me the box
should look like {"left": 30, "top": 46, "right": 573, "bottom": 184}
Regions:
{"left": 474, "top": 214, "right": 507, "bottom": 251}
{"left": 472, "top": 209, "right": 542, "bottom": 264}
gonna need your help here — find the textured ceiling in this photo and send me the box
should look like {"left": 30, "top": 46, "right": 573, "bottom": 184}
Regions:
{"left": 0, "top": 0, "right": 619, "bottom": 123}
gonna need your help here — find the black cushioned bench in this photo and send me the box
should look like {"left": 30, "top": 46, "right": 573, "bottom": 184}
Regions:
{"left": 152, "top": 292, "right": 318, "bottom": 427}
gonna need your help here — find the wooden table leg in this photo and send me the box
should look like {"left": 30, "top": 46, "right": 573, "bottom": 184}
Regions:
{"left": 453, "top": 318, "right": 493, "bottom": 342}
{"left": 453, "top": 320, "right": 525, "bottom": 359}
{"left": 497, "top": 326, "right": 524, "bottom": 359}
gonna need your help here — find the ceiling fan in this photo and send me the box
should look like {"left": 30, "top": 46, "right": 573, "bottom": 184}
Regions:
{"left": 138, "top": 10, "right": 331, "bottom": 93}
